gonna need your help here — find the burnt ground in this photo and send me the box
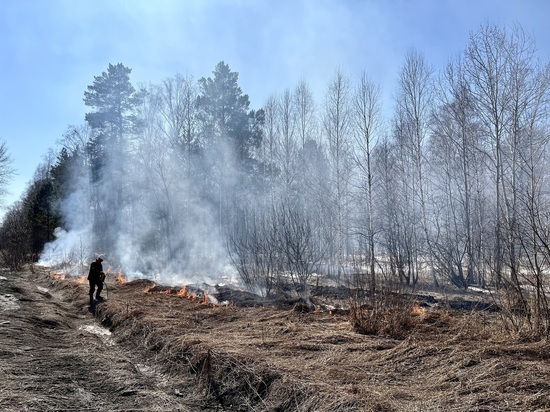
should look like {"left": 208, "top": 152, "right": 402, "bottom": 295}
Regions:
{"left": 3, "top": 267, "right": 550, "bottom": 411}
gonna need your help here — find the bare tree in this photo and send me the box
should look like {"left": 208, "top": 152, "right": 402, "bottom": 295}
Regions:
{"left": 429, "top": 57, "right": 486, "bottom": 287}
{"left": 293, "top": 79, "right": 316, "bottom": 148}
{"left": 464, "top": 24, "right": 513, "bottom": 285}
{"left": 276, "top": 204, "right": 323, "bottom": 299}
{"left": 395, "top": 49, "right": 437, "bottom": 286}
{"left": 323, "top": 69, "right": 352, "bottom": 280}
{"left": 227, "top": 203, "right": 323, "bottom": 300}
{"left": 516, "top": 123, "right": 550, "bottom": 337}
{"left": 260, "top": 94, "right": 279, "bottom": 180}
{"left": 389, "top": 109, "right": 422, "bottom": 286}
{"left": 158, "top": 74, "right": 199, "bottom": 177}
{"left": 503, "top": 27, "right": 550, "bottom": 336}
{"left": 276, "top": 89, "right": 299, "bottom": 200}
{"left": 501, "top": 25, "right": 548, "bottom": 290}
{"left": 226, "top": 211, "right": 281, "bottom": 297}
{"left": 0, "top": 140, "right": 15, "bottom": 206}
{"left": 57, "top": 124, "right": 92, "bottom": 155}
{"left": 352, "top": 71, "right": 382, "bottom": 295}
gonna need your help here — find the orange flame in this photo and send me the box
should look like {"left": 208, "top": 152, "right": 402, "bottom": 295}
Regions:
{"left": 144, "top": 283, "right": 214, "bottom": 306}
{"left": 177, "top": 285, "right": 187, "bottom": 297}
{"left": 103, "top": 266, "right": 127, "bottom": 284}
{"left": 411, "top": 304, "right": 426, "bottom": 317}
{"left": 116, "top": 272, "right": 128, "bottom": 284}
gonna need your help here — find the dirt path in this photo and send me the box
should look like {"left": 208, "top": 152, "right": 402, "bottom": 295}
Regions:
{"left": 0, "top": 268, "right": 193, "bottom": 412}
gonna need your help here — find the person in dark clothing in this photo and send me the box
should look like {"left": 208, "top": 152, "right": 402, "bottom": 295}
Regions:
{"left": 88, "top": 257, "right": 105, "bottom": 305}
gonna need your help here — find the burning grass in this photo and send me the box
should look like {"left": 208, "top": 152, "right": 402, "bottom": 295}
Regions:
{"left": 33, "top": 268, "right": 550, "bottom": 411}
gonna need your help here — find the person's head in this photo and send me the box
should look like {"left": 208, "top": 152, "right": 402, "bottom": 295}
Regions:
{"left": 96, "top": 257, "right": 104, "bottom": 263}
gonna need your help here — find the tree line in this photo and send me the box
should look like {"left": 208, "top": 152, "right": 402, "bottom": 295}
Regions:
{"left": 2, "top": 24, "right": 550, "bottom": 334}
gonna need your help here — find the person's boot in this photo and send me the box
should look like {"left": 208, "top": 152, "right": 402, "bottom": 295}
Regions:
{"left": 95, "top": 293, "right": 102, "bottom": 301}
{"left": 89, "top": 295, "right": 94, "bottom": 306}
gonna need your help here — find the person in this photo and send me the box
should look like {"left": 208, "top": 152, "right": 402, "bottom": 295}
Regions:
{"left": 88, "top": 256, "right": 105, "bottom": 305}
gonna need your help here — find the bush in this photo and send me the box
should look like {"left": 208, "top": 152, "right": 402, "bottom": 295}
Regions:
{"left": 349, "top": 286, "right": 421, "bottom": 339}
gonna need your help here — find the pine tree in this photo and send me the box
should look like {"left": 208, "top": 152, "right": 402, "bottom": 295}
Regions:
{"left": 83, "top": 63, "right": 144, "bottom": 252}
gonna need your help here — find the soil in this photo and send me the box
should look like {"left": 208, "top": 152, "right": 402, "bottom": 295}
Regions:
{"left": 2, "top": 267, "right": 550, "bottom": 411}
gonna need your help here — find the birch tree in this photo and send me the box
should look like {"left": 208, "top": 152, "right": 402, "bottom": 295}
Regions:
{"left": 323, "top": 69, "right": 352, "bottom": 279}
{"left": 276, "top": 89, "right": 298, "bottom": 201}
{"left": 429, "top": 57, "right": 487, "bottom": 287}
{"left": 352, "top": 72, "right": 382, "bottom": 295}
{"left": 463, "top": 25, "right": 513, "bottom": 285}
{"left": 293, "top": 79, "right": 316, "bottom": 148}
{"left": 395, "top": 49, "right": 436, "bottom": 286}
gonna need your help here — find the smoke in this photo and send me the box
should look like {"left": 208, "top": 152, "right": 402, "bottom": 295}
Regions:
{"left": 39, "top": 129, "right": 240, "bottom": 287}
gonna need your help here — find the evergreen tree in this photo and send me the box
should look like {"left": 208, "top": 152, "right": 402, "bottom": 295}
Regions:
{"left": 84, "top": 63, "right": 143, "bottom": 142}
{"left": 24, "top": 176, "right": 59, "bottom": 257}
{"left": 197, "top": 61, "right": 264, "bottom": 231}
{"left": 84, "top": 63, "right": 144, "bottom": 180}
{"left": 197, "top": 61, "right": 262, "bottom": 168}
{"left": 83, "top": 63, "right": 144, "bottom": 252}
{"left": 0, "top": 202, "right": 29, "bottom": 268}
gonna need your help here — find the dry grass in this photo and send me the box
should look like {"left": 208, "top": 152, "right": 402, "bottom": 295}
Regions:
{"left": 108, "top": 280, "right": 550, "bottom": 410}
{"left": 14, "top": 268, "right": 550, "bottom": 411}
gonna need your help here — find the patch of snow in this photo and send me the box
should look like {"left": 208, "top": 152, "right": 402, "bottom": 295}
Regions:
{"left": 0, "top": 294, "right": 20, "bottom": 311}
{"left": 0, "top": 276, "right": 7, "bottom": 280}
{"left": 37, "top": 286, "right": 49, "bottom": 293}
{"left": 79, "top": 324, "right": 113, "bottom": 345}
{"left": 468, "top": 286, "right": 491, "bottom": 294}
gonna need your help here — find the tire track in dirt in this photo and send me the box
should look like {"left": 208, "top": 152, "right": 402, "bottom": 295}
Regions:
{"left": 0, "top": 269, "right": 193, "bottom": 412}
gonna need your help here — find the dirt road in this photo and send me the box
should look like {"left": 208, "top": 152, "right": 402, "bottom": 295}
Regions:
{"left": 0, "top": 268, "right": 192, "bottom": 412}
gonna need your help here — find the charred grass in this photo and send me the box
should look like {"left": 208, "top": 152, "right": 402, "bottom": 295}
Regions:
{"left": 36, "top": 269, "right": 550, "bottom": 411}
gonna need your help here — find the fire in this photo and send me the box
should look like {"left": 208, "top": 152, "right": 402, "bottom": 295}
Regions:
{"left": 177, "top": 284, "right": 212, "bottom": 305}
{"left": 411, "top": 304, "right": 427, "bottom": 317}
{"left": 116, "top": 272, "right": 128, "bottom": 284}
{"left": 49, "top": 272, "right": 86, "bottom": 284}
{"left": 177, "top": 285, "right": 187, "bottom": 297}
{"left": 103, "top": 266, "right": 128, "bottom": 284}
{"left": 145, "top": 282, "right": 214, "bottom": 306}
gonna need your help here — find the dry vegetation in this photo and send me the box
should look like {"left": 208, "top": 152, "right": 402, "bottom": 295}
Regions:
{"left": 2, "top": 267, "right": 550, "bottom": 411}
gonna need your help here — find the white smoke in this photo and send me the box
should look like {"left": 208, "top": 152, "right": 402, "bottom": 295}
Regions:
{"left": 39, "top": 132, "right": 240, "bottom": 286}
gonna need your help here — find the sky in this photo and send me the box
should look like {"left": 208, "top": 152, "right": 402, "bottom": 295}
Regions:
{"left": 1, "top": 0, "right": 550, "bottom": 216}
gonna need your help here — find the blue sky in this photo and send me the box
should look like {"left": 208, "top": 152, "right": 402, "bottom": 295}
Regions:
{"left": 1, "top": 0, "right": 549, "bottom": 214}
